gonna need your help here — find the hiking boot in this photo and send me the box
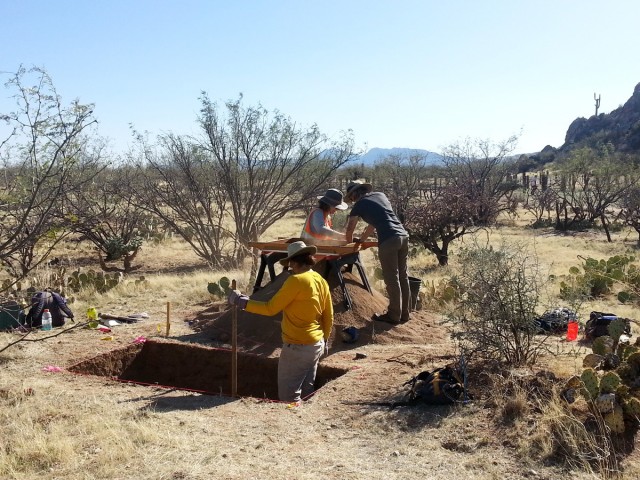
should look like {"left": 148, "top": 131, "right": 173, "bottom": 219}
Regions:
{"left": 400, "top": 315, "right": 410, "bottom": 324}
{"left": 373, "top": 312, "right": 400, "bottom": 325}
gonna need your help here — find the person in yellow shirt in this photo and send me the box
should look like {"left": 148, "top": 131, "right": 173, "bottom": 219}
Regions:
{"left": 228, "top": 241, "right": 333, "bottom": 405}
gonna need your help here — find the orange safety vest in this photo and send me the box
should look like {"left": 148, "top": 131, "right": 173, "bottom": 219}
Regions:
{"left": 301, "top": 208, "right": 334, "bottom": 241}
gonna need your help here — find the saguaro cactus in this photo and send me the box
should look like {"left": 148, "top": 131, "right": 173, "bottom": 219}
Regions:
{"left": 594, "top": 92, "right": 601, "bottom": 116}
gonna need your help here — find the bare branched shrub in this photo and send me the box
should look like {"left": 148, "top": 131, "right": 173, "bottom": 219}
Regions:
{"left": 447, "top": 240, "right": 548, "bottom": 365}
{"left": 0, "top": 66, "right": 99, "bottom": 283}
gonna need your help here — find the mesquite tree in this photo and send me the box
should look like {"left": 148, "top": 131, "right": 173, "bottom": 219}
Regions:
{"left": 133, "top": 133, "right": 234, "bottom": 268}
{"left": 618, "top": 185, "right": 640, "bottom": 245}
{"left": 0, "top": 67, "right": 99, "bottom": 281}
{"left": 65, "top": 165, "right": 146, "bottom": 273}
{"left": 406, "top": 184, "right": 492, "bottom": 266}
{"left": 198, "top": 94, "right": 355, "bottom": 258}
{"left": 405, "top": 137, "right": 519, "bottom": 266}
{"left": 440, "top": 136, "right": 520, "bottom": 225}
{"left": 552, "top": 146, "right": 639, "bottom": 240}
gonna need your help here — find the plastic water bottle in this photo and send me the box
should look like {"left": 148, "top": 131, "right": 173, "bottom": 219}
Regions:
{"left": 42, "top": 309, "right": 52, "bottom": 331}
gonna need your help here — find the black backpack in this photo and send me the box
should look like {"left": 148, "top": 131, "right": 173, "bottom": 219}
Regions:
{"left": 534, "top": 307, "right": 577, "bottom": 334}
{"left": 404, "top": 364, "right": 466, "bottom": 405}
{"left": 584, "top": 311, "right": 631, "bottom": 340}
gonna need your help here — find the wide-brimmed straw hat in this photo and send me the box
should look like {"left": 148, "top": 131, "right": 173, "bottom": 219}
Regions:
{"left": 317, "top": 188, "right": 348, "bottom": 210}
{"left": 345, "top": 180, "right": 373, "bottom": 202}
{"left": 279, "top": 241, "right": 318, "bottom": 267}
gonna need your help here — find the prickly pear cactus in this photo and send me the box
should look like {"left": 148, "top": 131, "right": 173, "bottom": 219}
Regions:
{"left": 594, "top": 393, "right": 616, "bottom": 413}
{"left": 599, "top": 371, "right": 621, "bottom": 393}
{"left": 207, "top": 276, "right": 232, "bottom": 299}
{"left": 604, "top": 404, "right": 625, "bottom": 434}
{"left": 616, "top": 363, "right": 637, "bottom": 384}
{"left": 616, "top": 384, "right": 630, "bottom": 398}
{"left": 592, "top": 336, "right": 614, "bottom": 356}
{"left": 581, "top": 368, "right": 600, "bottom": 401}
{"left": 627, "top": 351, "right": 640, "bottom": 370}
{"left": 623, "top": 397, "right": 640, "bottom": 420}
{"left": 603, "top": 353, "right": 621, "bottom": 370}
{"left": 582, "top": 353, "right": 604, "bottom": 369}
{"left": 620, "top": 345, "right": 640, "bottom": 361}
{"left": 608, "top": 318, "right": 627, "bottom": 343}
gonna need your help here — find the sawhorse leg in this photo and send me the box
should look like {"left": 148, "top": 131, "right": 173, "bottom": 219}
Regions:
{"left": 254, "top": 252, "right": 287, "bottom": 293}
{"left": 329, "top": 259, "right": 353, "bottom": 311}
{"left": 353, "top": 258, "right": 373, "bottom": 295}
{"left": 253, "top": 254, "right": 269, "bottom": 293}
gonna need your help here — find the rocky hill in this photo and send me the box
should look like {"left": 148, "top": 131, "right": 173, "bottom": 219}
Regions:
{"left": 528, "top": 82, "right": 640, "bottom": 167}
{"left": 562, "top": 81, "right": 640, "bottom": 152}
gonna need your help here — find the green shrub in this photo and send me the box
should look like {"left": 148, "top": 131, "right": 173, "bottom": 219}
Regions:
{"left": 446, "top": 241, "right": 546, "bottom": 365}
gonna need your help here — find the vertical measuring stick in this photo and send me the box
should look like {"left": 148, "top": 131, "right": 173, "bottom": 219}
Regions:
{"left": 231, "top": 279, "right": 238, "bottom": 397}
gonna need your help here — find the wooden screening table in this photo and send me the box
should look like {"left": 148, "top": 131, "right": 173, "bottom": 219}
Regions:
{"left": 247, "top": 239, "right": 378, "bottom": 311}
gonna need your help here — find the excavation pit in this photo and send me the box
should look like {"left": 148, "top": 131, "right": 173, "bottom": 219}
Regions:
{"left": 68, "top": 340, "right": 349, "bottom": 401}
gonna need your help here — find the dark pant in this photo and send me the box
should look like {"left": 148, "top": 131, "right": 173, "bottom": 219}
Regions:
{"left": 378, "top": 235, "right": 410, "bottom": 322}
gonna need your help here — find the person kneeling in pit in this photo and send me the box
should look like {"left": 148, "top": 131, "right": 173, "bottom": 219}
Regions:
{"left": 228, "top": 241, "right": 333, "bottom": 405}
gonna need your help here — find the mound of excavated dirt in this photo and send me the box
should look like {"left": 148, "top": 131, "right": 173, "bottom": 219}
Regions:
{"left": 188, "top": 261, "right": 450, "bottom": 356}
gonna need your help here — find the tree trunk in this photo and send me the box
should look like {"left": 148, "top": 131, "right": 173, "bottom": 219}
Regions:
{"left": 601, "top": 213, "right": 612, "bottom": 243}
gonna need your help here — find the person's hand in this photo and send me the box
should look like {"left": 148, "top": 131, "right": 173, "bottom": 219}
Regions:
{"left": 227, "top": 289, "right": 242, "bottom": 306}
{"left": 236, "top": 295, "right": 249, "bottom": 310}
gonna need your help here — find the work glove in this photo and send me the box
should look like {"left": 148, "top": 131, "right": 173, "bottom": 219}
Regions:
{"left": 227, "top": 289, "right": 240, "bottom": 306}
{"left": 236, "top": 295, "right": 249, "bottom": 310}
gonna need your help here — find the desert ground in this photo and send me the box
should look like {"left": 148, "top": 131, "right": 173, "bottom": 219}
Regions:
{"left": 2, "top": 210, "right": 640, "bottom": 479}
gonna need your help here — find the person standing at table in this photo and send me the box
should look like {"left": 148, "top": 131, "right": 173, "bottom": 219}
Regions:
{"left": 344, "top": 180, "right": 410, "bottom": 325}
{"left": 300, "top": 188, "right": 348, "bottom": 245}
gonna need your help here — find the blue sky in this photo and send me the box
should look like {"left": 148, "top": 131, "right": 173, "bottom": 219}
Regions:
{"left": 2, "top": 0, "right": 639, "bottom": 156}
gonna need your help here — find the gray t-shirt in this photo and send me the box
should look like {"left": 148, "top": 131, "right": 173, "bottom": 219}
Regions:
{"left": 349, "top": 191, "right": 407, "bottom": 244}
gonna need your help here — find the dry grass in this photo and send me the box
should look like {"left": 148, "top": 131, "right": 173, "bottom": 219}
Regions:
{"left": 2, "top": 207, "right": 640, "bottom": 479}
{"left": 524, "top": 392, "right": 622, "bottom": 479}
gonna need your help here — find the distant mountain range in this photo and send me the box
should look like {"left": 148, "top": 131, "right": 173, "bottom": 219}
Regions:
{"left": 354, "top": 147, "right": 443, "bottom": 166}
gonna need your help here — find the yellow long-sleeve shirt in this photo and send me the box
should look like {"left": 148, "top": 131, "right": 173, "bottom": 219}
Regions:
{"left": 245, "top": 270, "right": 333, "bottom": 345}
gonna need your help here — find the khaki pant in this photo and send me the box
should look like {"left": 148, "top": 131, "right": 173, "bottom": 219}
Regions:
{"left": 278, "top": 340, "right": 324, "bottom": 402}
{"left": 378, "top": 235, "right": 410, "bottom": 322}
